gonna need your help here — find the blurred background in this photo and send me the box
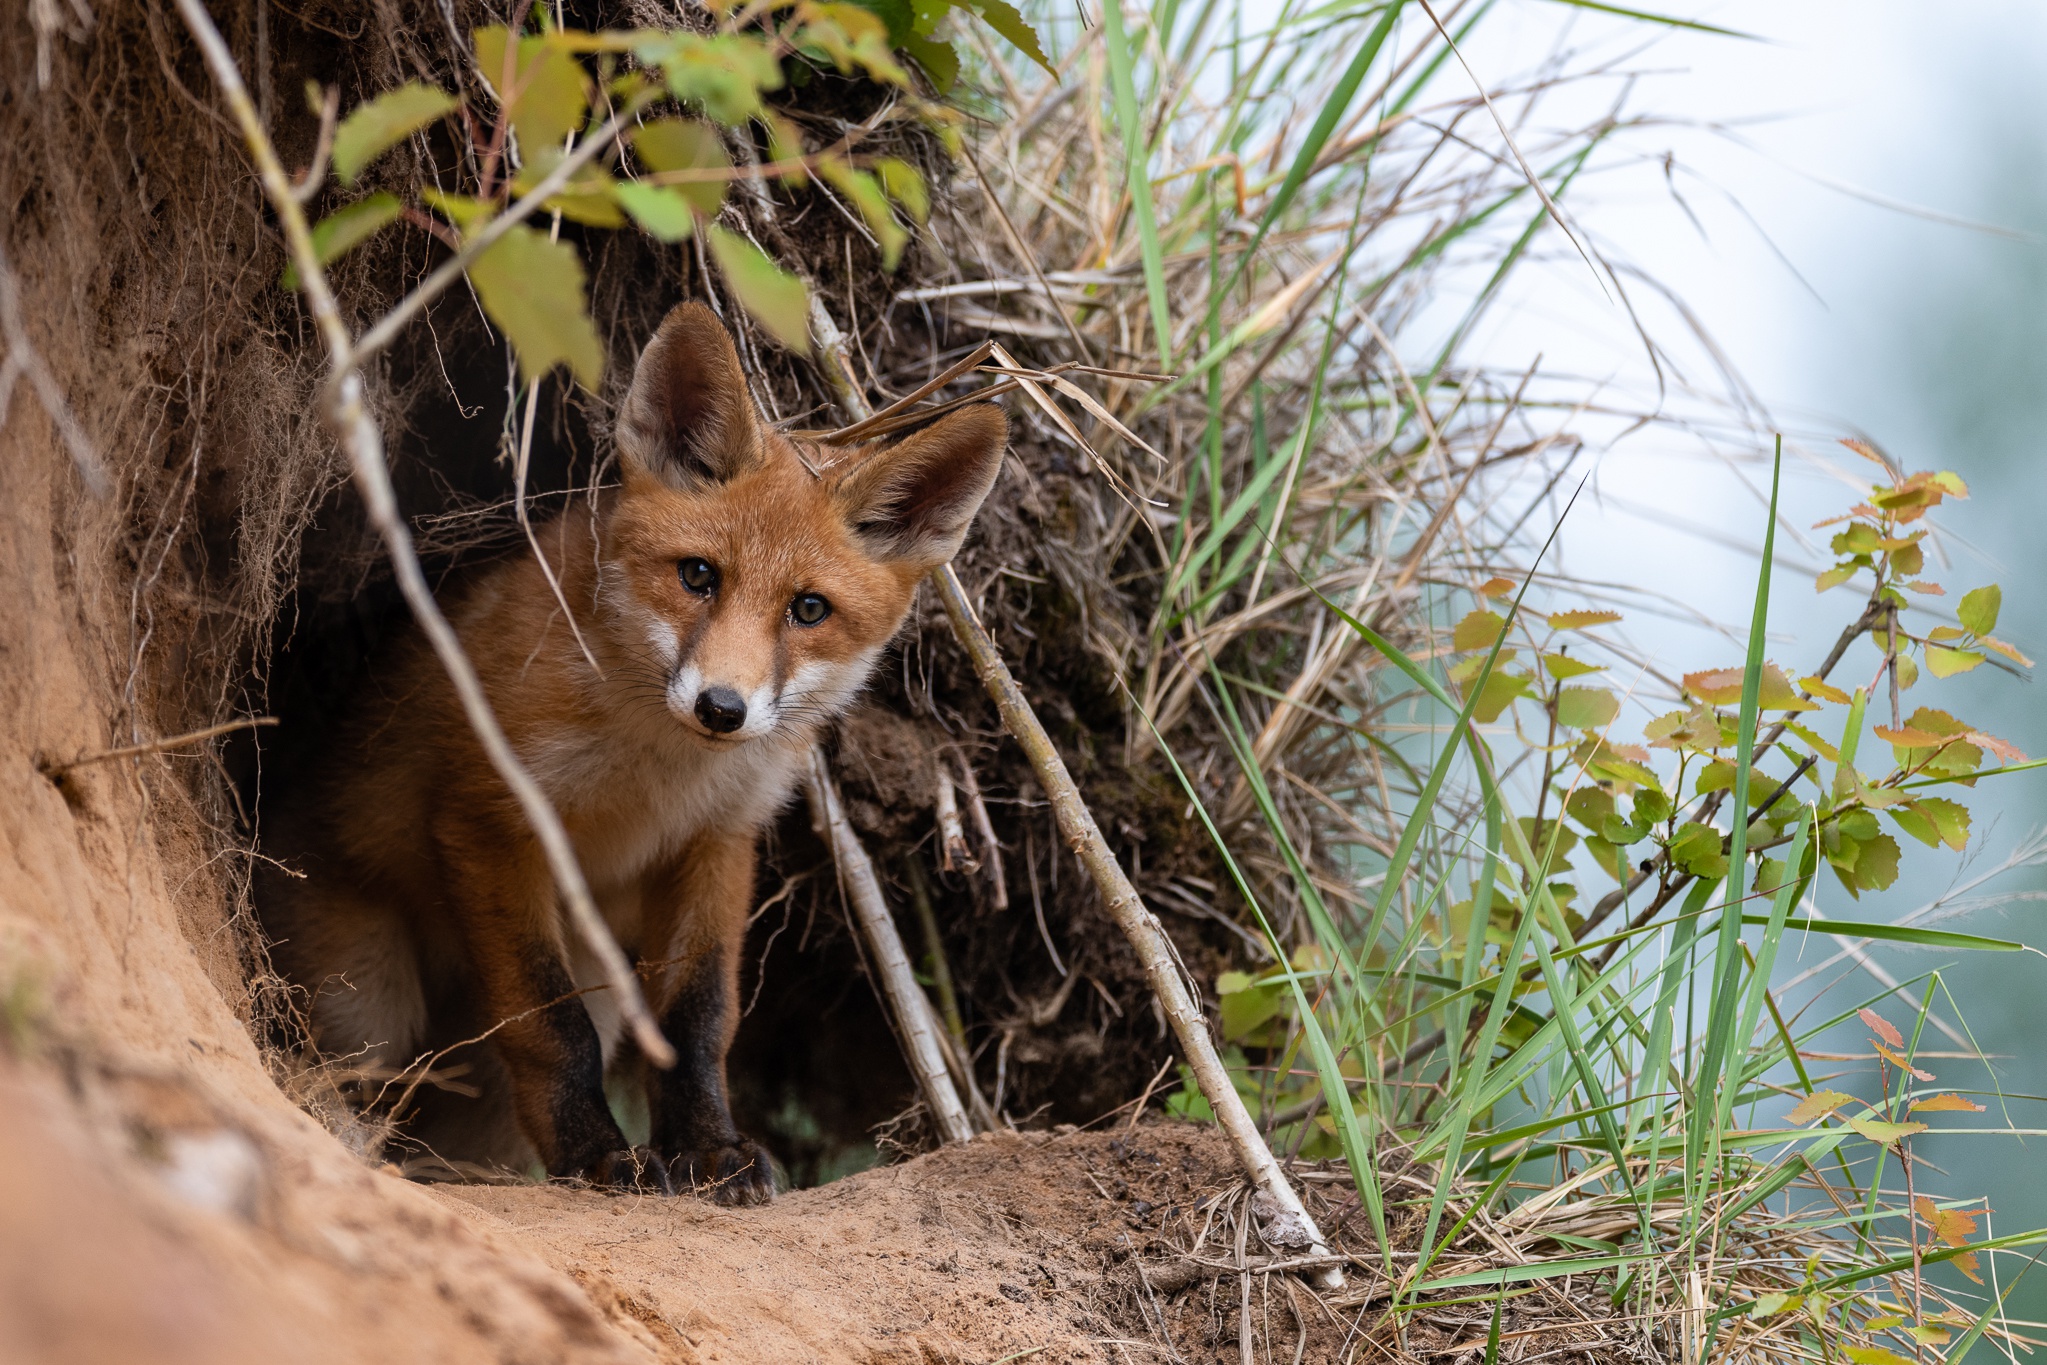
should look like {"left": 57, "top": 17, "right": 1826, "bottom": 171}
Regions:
{"left": 1458, "top": 0, "right": 2047, "bottom": 1317}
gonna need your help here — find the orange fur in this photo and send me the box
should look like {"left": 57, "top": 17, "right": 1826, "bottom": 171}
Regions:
{"left": 259, "top": 303, "right": 1007, "bottom": 1199}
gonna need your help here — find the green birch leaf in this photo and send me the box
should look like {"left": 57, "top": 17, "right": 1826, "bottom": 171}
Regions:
{"left": 1816, "top": 563, "right": 1857, "bottom": 592}
{"left": 611, "top": 182, "right": 696, "bottom": 241}
{"left": 333, "top": 82, "right": 457, "bottom": 184}
{"left": 1541, "top": 654, "right": 1605, "bottom": 680}
{"left": 1667, "top": 822, "right": 1727, "bottom": 879}
{"left": 1851, "top": 832, "right": 1901, "bottom": 892}
{"left": 706, "top": 225, "right": 810, "bottom": 353}
{"left": 1555, "top": 686, "right": 1619, "bottom": 731}
{"left": 1958, "top": 584, "right": 2001, "bottom": 636}
{"left": 466, "top": 223, "right": 604, "bottom": 389}
{"left": 282, "top": 192, "right": 402, "bottom": 289}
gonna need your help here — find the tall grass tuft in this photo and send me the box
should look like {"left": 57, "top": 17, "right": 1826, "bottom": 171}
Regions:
{"left": 928, "top": 2, "right": 2047, "bottom": 1357}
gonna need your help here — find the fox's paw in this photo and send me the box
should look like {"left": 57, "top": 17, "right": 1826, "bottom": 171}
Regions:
{"left": 668, "top": 1138, "right": 775, "bottom": 1205}
{"left": 586, "top": 1146, "right": 675, "bottom": 1195}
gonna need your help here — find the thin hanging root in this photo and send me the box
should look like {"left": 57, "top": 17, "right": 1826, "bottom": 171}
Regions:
{"left": 929, "top": 564, "right": 1345, "bottom": 1292}
{"left": 934, "top": 763, "right": 980, "bottom": 873}
{"left": 171, "top": 0, "right": 673, "bottom": 1070}
{"left": 956, "top": 755, "right": 1009, "bottom": 910}
{"left": 806, "top": 747, "right": 975, "bottom": 1144}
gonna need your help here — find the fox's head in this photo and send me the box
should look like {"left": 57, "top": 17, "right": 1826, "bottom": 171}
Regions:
{"left": 599, "top": 302, "right": 1007, "bottom": 745}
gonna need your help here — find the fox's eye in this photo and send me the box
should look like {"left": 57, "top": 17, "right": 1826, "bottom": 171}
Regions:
{"left": 790, "top": 592, "right": 831, "bottom": 627}
{"left": 678, "top": 558, "right": 719, "bottom": 594}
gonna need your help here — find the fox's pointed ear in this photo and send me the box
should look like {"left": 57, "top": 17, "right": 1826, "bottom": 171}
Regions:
{"left": 616, "top": 302, "right": 763, "bottom": 488}
{"left": 832, "top": 404, "right": 1008, "bottom": 568}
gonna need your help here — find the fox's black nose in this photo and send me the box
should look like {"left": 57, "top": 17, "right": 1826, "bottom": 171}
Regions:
{"left": 695, "top": 686, "right": 747, "bottom": 734}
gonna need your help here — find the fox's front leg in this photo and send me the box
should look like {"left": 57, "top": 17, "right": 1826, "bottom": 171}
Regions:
{"left": 436, "top": 821, "right": 672, "bottom": 1192}
{"left": 641, "top": 830, "right": 774, "bottom": 1205}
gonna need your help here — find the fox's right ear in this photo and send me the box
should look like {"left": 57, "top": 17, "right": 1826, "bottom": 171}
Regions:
{"left": 615, "top": 302, "right": 764, "bottom": 489}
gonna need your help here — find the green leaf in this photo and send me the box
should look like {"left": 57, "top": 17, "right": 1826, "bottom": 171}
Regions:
{"left": 1958, "top": 584, "right": 2001, "bottom": 636}
{"left": 1750, "top": 1292, "right": 1798, "bottom": 1318}
{"left": 818, "top": 157, "right": 909, "bottom": 270}
{"left": 1845, "top": 1116, "right": 1927, "bottom": 1149}
{"left": 612, "top": 182, "right": 696, "bottom": 241}
{"left": 333, "top": 82, "right": 456, "bottom": 185}
{"left": 1667, "top": 822, "right": 1727, "bottom": 879}
{"left": 1851, "top": 832, "right": 1901, "bottom": 892}
{"left": 850, "top": 0, "right": 916, "bottom": 42}
{"left": 1745, "top": 915, "right": 2020, "bottom": 951}
{"left": 281, "top": 192, "right": 402, "bottom": 289}
{"left": 706, "top": 226, "right": 810, "bottom": 354}
{"left": 466, "top": 223, "right": 605, "bottom": 390}
{"left": 1555, "top": 686, "right": 1618, "bottom": 731}
{"left": 1816, "top": 564, "right": 1858, "bottom": 592}
{"left": 473, "top": 27, "right": 589, "bottom": 166}
{"left": 642, "top": 31, "right": 786, "bottom": 125}
{"left": 955, "top": 0, "right": 1054, "bottom": 74}
{"left": 511, "top": 168, "right": 626, "bottom": 227}
{"left": 630, "top": 119, "right": 730, "bottom": 215}
{"left": 1925, "top": 645, "right": 1985, "bottom": 678}
{"left": 875, "top": 157, "right": 930, "bottom": 224}
{"left": 1546, "top": 609, "right": 1621, "bottom": 630}
{"left": 899, "top": 34, "right": 959, "bottom": 92}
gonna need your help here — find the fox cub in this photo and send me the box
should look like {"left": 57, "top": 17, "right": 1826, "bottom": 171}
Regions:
{"left": 259, "top": 302, "right": 1007, "bottom": 1202}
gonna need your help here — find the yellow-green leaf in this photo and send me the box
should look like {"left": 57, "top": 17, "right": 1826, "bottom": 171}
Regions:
{"left": 1452, "top": 609, "right": 1506, "bottom": 652}
{"left": 1785, "top": 1090, "right": 1855, "bottom": 1125}
{"left": 467, "top": 223, "right": 604, "bottom": 389}
{"left": 282, "top": 192, "right": 402, "bottom": 289}
{"left": 875, "top": 157, "right": 930, "bottom": 224}
{"left": 510, "top": 167, "right": 626, "bottom": 227}
{"left": 1816, "top": 564, "right": 1858, "bottom": 592}
{"left": 333, "top": 82, "right": 456, "bottom": 184}
{"left": 1957, "top": 584, "right": 2001, "bottom": 636}
{"left": 1547, "top": 609, "right": 1621, "bottom": 630}
{"left": 1542, "top": 655, "right": 1605, "bottom": 680}
{"left": 1844, "top": 1348, "right": 1916, "bottom": 1365}
{"left": 1468, "top": 670, "right": 1532, "bottom": 724}
{"left": 1667, "top": 822, "right": 1727, "bottom": 879}
{"left": 612, "top": 182, "right": 696, "bottom": 241}
{"left": 473, "top": 27, "right": 590, "bottom": 166}
{"left": 630, "top": 119, "right": 730, "bottom": 215}
{"left": 819, "top": 156, "right": 910, "bottom": 271}
{"left": 1909, "top": 1092, "right": 1986, "bottom": 1114}
{"left": 1925, "top": 645, "right": 1985, "bottom": 678}
{"left": 706, "top": 225, "right": 810, "bottom": 354}
{"left": 1844, "top": 1115, "right": 1926, "bottom": 1148}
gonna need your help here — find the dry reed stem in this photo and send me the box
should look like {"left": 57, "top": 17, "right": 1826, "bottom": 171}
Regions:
{"left": 805, "top": 747, "right": 974, "bottom": 1143}
{"left": 170, "top": 0, "right": 674, "bottom": 1069}
{"left": 929, "top": 562, "right": 1344, "bottom": 1292}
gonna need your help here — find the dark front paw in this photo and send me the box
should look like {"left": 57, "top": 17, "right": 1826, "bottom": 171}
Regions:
{"left": 668, "top": 1139, "right": 775, "bottom": 1205}
{"left": 583, "top": 1146, "right": 676, "bottom": 1195}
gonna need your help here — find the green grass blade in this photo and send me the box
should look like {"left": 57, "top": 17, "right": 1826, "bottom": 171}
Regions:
{"left": 1099, "top": 0, "right": 1172, "bottom": 360}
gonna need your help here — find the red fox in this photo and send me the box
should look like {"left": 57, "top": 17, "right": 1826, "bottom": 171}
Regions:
{"left": 259, "top": 302, "right": 1007, "bottom": 1202}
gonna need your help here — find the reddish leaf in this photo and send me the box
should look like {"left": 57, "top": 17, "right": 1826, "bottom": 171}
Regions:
{"left": 1858, "top": 1008, "right": 1904, "bottom": 1049}
{"left": 1967, "top": 730, "right": 2028, "bottom": 764}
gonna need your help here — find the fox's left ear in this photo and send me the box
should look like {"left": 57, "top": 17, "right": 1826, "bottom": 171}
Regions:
{"left": 832, "top": 404, "right": 1009, "bottom": 568}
